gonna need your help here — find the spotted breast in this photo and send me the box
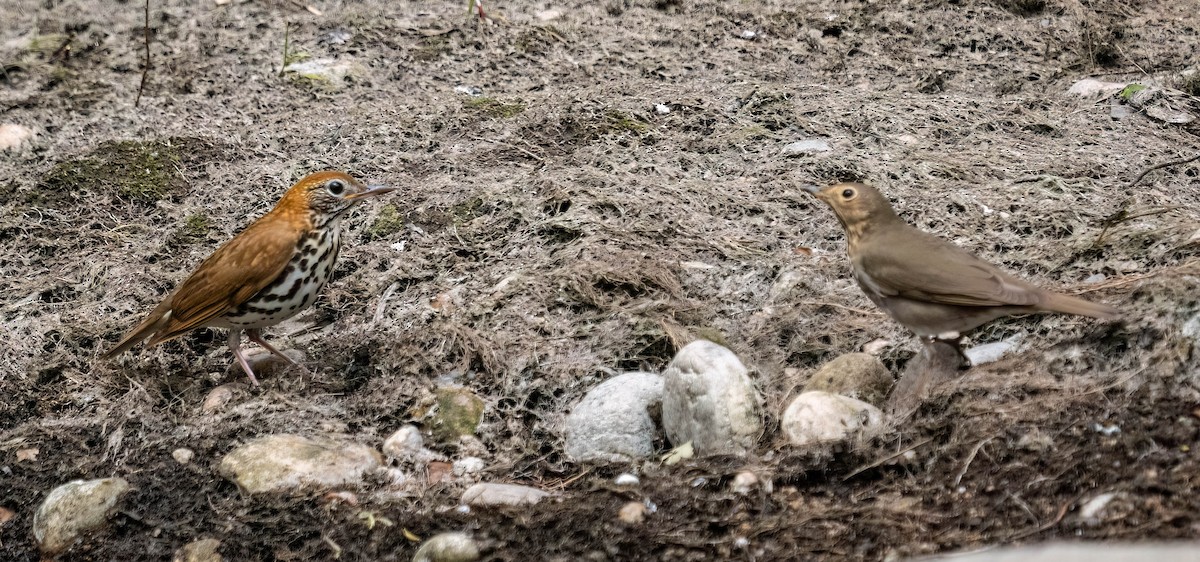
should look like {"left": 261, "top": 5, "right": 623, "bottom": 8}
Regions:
{"left": 219, "top": 223, "right": 341, "bottom": 329}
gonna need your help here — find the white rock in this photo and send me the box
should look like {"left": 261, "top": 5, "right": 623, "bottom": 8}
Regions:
{"left": 461, "top": 482, "right": 550, "bottom": 507}
{"left": 218, "top": 434, "right": 383, "bottom": 494}
{"left": 964, "top": 336, "right": 1021, "bottom": 366}
{"left": 730, "top": 471, "right": 758, "bottom": 495}
{"left": 535, "top": 9, "right": 562, "bottom": 21}
{"left": 781, "top": 391, "right": 883, "bottom": 446}
{"left": 413, "top": 532, "right": 480, "bottom": 562}
{"left": 781, "top": 139, "right": 832, "bottom": 156}
{"left": 661, "top": 341, "right": 763, "bottom": 456}
{"left": 173, "top": 538, "right": 222, "bottom": 562}
{"left": 283, "top": 58, "right": 356, "bottom": 86}
{"left": 452, "top": 457, "right": 486, "bottom": 476}
{"left": 383, "top": 425, "right": 425, "bottom": 459}
{"left": 614, "top": 473, "right": 640, "bottom": 486}
{"left": 172, "top": 448, "right": 195, "bottom": 465}
{"left": 564, "top": 371, "right": 664, "bottom": 462}
{"left": 33, "top": 478, "right": 131, "bottom": 555}
{"left": 201, "top": 384, "right": 238, "bottom": 413}
{"left": 617, "top": 501, "right": 648, "bottom": 524}
{"left": 1079, "top": 492, "right": 1123, "bottom": 524}
{"left": 0, "top": 123, "right": 34, "bottom": 151}
{"left": 1067, "top": 78, "right": 1126, "bottom": 99}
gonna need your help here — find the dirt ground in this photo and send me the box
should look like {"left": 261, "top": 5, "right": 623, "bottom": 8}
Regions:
{"left": 1, "top": 0, "right": 1199, "bottom": 560}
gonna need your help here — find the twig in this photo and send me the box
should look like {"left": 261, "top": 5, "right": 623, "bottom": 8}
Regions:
{"left": 279, "top": 22, "right": 290, "bottom": 77}
{"left": 467, "top": 136, "right": 543, "bottom": 162}
{"left": 1125, "top": 153, "right": 1200, "bottom": 191}
{"left": 953, "top": 436, "right": 994, "bottom": 487}
{"left": 842, "top": 438, "right": 933, "bottom": 481}
{"left": 134, "top": 0, "right": 151, "bottom": 107}
{"left": 1089, "top": 153, "right": 1200, "bottom": 247}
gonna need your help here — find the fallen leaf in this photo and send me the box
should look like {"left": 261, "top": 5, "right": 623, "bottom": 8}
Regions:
{"left": 16, "top": 448, "right": 38, "bottom": 462}
{"left": 323, "top": 491, "right": 359, "bottom": 506}
{"left": 402, "top": 528, "right": 421, "bottom": 542}
{"left": 661, "top": 441, "right": 693, "bottom": 466}
{"left": 0, "top": 507, "right": 15, "bottom": 526}
{"left": 427, "top": 461, "right": 453, "bottom": 483}
{"left": 793, "top": 246, "right": 812, "bottom": 256}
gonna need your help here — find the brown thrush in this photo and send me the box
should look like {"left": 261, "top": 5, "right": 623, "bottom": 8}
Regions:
{"left": 805, "top": 182, "right": 1119, "bottom": 356}
{"left": 103, "top": 170, "right": 395, "bottom": 385}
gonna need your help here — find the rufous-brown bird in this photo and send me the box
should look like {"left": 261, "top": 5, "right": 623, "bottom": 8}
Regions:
{"left": 103, "top": 170, "right": 395, "bottom": 385}
{"left": 805, "top": 182, "right": 1119, "bottom": 359}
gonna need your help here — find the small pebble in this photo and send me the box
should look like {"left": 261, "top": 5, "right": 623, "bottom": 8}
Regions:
{"left": 382, "top": 425, "right": 425, "bottom": 459}
{"left": 172, "top": 448, "right": 195, "bottom": 465}
{"left": 452, "top": 457, "right": 486, "bottom": 476}
{"left": 461, "top": 482, "right": 550, "bottom": 507}
{"left": 614, "top": 473, "right": 640, "bottom": 486}
{"left": 730, "top": 471, "right": 757, "bottom": 495}
{"left": 618, "top": 501, "right": 647, "bottom": 524}
{"left": 412, "top": 532, "right": 481, "bottom": 562}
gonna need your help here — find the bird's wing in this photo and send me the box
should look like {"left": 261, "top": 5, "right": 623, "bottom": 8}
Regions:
{"left": 147, "top": 219, "right": 304, "bottom": 345}
{"left": 855, "top": 226, "right": 1042, "bottom": 307}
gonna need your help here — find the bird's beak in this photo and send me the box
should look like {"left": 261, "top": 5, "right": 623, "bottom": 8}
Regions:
{"left": 349, "top": 185, "right": 397, "bottom": 200}
{"left": 801, "top": 184, "right": 824, "bottom": 197}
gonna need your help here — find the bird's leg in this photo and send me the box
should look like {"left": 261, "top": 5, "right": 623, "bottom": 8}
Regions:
{"left": 227, "top": 329, "right": 261, "bottom": 387}
{"left": 246, "top": 329, "right": 298, "bottom": 365}
{"left": 930, "top": 333, "right": 971, "bottom": 370}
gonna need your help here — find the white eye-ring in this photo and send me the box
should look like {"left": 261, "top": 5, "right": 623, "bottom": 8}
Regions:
{"left": 327, "top": 180, "right": 346, "bottom": 196}
{"left": 841, "top": 188, "right": 856, "bottom": 200}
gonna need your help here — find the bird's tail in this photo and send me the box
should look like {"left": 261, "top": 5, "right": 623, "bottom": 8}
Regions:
{"left": 1039, "top": 292, "right": 1120, "bottom": 321}
{"left": 102, "top": 305, "right": 171, "bottom": 359}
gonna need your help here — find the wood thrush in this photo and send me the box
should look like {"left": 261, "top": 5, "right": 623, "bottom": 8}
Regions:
{"left": 805, "top": 182, "right": 1119, "bottom": 359}
{"left": 103, "top": 170, "right": 395, "bottom": 385}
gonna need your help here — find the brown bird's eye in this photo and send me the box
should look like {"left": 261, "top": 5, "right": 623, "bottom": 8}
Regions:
{"left": 841, "top": 188, "right": 855, "bottom": 199}
{"left": 327, "top": 180, "right": 345, "bottom": 196}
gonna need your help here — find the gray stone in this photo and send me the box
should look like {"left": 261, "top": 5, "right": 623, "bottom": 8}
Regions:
{"left": 802, "top": 352, "right": 893, "bottom": 406}
{"left": 413, "top": 532, "right": 480, "bottom": 562}
{"left": 661, "top": 340, "right": 763, "bottom": 456}
{"left": 382, "top": 425, "right": 425, "bottom": 459}
{"left": 219, "top": 434, "right": 382, "bottom": 494}
{"left": 173, "top": 538, "right": 223, "bottom": 562}
{"left": 781, "top": 391, "right": 883, "bottom": 446}
{"left": 964, "top": 336, "right": 1021, "bottom": 366}
{"left": 33, "top": 477, "right": 131, "bottom": 555}
{"left": 431, "top": 387, "right": 485, "bottom": 443}
{"left": 782, "top": 139, "right": 832, "bottom": 156}
{"left": 907, "top": 542, "right": 1200, "bottom": 562}
{"left": 461, "top": 482, "right": 550, "bottom": 507}
{"left": 564, "top": 371, "right": 664, "bottom": 462}
{"left": 452, "top": 457, "right": 486, "bottom": 476}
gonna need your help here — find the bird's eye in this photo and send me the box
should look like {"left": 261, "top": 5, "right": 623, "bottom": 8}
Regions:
{"left": 841, "top": 188, "right": 855, "bottom": 199}
{"left": 327, "top": 180, "right": 345, "bottom": 196}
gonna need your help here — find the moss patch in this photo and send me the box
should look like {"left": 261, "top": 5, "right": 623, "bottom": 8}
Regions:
{"left": 168, "top": 213, "right": 213, "bottom": 247}
{"left": 463, "top": 97, "right": 526, "bottom": 119}
{"left": 37, "top": 137, "right": 224, "bottom": 209}
{"left": 366, "top": 204, "right": 405, "bottom": 241}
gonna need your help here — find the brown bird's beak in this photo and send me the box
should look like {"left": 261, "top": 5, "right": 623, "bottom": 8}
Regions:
{"left": 801, "top": 184, "right": 829, "bottom": 202}
{"left": 348, "top": 185, "right": 397, "bottom": 200}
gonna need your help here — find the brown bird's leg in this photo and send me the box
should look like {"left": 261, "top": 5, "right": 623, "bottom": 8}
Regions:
{"left": 246, "top": 329, "right": 298, "bottom": 366}
{"left": 931, "top": 335, "right": 972, "bottom": 370}
{"left": 227, "top": 329, "right": 261, "bottom": 387}
{"left": 887, "top": 339, "right": 969, "bottom": 418}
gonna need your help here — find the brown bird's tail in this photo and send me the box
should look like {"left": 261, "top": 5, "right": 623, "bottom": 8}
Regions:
{"left": 1037, "top": 291, "right": 1120, "bottom": 321}
{"left": 102, "top": 304, "right": 172, "bottom": 359}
